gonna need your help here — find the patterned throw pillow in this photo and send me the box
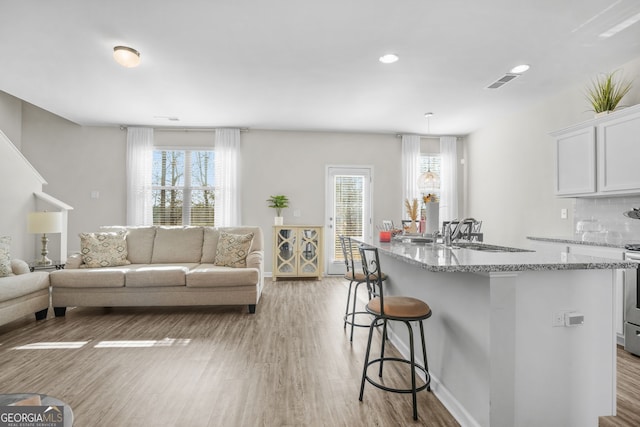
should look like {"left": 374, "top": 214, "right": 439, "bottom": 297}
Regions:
{"left": 0, "top": 236, "right": 11, "bottom": 277}
{"left": 80, "top": 231, "right": 131, "bottom": 268}
{"left": 214, "top": 232, "right": 254, "bottom": 268}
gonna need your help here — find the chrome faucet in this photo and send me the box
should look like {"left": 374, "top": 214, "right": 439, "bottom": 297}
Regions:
{"left": 444, "top": 218, "right": 477, "bottom": 247}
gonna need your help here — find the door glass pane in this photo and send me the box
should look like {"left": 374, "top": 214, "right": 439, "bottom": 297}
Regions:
{"left": 334, "top": 175, "right": 364, "bottom": 261}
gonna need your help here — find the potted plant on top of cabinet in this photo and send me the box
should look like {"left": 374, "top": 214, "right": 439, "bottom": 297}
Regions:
{"left": 267, "top": 195, "right": 289, "bottom": 225}
{"left": 586, "top": 70, "right": 633, "bottom": 116}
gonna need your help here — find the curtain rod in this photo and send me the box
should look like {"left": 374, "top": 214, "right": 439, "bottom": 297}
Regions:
{"left": 119, "top": 126, "right": 249, "bottom": 133}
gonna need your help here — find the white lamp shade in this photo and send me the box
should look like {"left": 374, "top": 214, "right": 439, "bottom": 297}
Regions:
{"left": 28, "top": 212, "right": 63, "bottom": 234}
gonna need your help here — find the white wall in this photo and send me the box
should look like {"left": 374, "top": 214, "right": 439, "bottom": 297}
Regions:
{"left": 466, "top": 56, "right": 640, "bottom": 247}
{"left": 240, "top": 130, "right": 401, "bottom": 269}
{"left": 0, "top": 91, "right": 22, "bottom": 149}
{"left": 21, "top": 103, "right": 127, "bottom": 258}
{"left": 19, "top": 109, "right": 406, "bottom": 271}
{"left": 0, "top": 131, "right": 44, "bottom": 260}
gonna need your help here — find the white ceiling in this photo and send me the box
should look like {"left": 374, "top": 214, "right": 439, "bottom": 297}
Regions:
{"left": 1, "top": 0, "right": 639, "bottom": 135}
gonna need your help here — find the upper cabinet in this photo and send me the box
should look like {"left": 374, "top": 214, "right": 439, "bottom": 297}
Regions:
{"left": 553, "top": 104, "right": 640, "bottom": 197}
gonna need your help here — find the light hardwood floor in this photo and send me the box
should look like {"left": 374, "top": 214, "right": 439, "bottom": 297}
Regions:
{"left": 0, "top": 278, "right": 458, "bottom": 427}
{"left": 600, "top": 347, "right": 640, "bottom": 427}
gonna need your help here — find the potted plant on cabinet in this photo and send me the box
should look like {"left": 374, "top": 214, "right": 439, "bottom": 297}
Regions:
{"left": 586, "top": 70, "right": 633, "bottom": 116}
{"left": 267, "top": 195, "right": 289, "bottom": 225}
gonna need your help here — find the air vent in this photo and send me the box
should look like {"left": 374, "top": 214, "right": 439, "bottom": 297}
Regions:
{"left": 487, "top": 73, "right": 519, "bottom": 89}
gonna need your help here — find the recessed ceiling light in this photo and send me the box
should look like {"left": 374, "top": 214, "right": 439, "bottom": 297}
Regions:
{"left": 510, "top": 64, "right": 530, "bottom": 74}
{"left": 113, "top": 46, "right": 141, "bottom": 68}
{"left": 379, "top": 54, "right": 399, "bottom": 64}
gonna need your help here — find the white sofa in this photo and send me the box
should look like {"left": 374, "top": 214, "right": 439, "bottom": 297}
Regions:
{"left": 50, "top": 226, "right": 264, "bottom": 315}
{"left": 0, "top": 259, "right": 50, "bottom": 327}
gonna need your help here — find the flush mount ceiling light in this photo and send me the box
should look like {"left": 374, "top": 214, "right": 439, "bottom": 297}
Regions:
{"left": 510, "top": 64, "right": 530, "bottom": 74}
{"left": 113, "top": 46, "right": 141, "bottom": 68}
{"left": 379, "top": 53, "right": 399, "bottom": 64}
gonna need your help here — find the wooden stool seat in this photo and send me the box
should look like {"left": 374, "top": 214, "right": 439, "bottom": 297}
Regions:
{"left": 367, "top": 296, "right": 431, "bottom": 319}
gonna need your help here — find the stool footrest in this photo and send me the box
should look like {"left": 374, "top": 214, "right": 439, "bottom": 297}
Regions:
{"left": 364, "top": 357, "right": 430, "bottom": 394}
{"left": 344, "top": 312, "right": 383, "bottom": 328}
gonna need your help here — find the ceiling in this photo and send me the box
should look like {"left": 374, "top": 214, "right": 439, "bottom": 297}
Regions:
{"left": 1, "top": 0, "right": 639, "bottom": 135}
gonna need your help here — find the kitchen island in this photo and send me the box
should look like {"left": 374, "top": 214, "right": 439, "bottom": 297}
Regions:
{"left": 355, "top": 239, "right": 636, "bottom": 427}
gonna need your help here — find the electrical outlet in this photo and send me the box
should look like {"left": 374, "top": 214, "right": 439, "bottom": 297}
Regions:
{"left": 552, "top": 312, "right": 565, "bottom": 327}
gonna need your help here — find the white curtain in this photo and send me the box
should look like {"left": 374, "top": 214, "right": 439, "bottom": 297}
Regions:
{"left": 126, "top": 127, "right": 154, "bottom": 226}
{"left": 214, "top": 128, "right": 241, "bottom": 227}
{"left": 401, "top": 135, "right": 421, "bottom": 219}
{"left": 440, "top": 136, "right": 458, "bottom": 222}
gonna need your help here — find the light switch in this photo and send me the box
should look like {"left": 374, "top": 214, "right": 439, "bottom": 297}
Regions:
{"left": 560, "top": 208, "right": 568, "bottom": 219}
{"left": 91, "top": 190, "right": 100, "bottom": 199}
{"left": 293, "top": 209, "right": 301, "bottom": 217}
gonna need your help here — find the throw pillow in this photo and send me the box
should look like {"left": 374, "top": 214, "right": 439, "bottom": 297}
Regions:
{"left": 10, "top": 259, "right": 30, "bottom": 275}
{"left": 214, "top": 232, "right": 254, "bottom": 268}
{"left": 80, "top": 231, "right": 131, "bottom": 268}
{"left": 0, "top": 236, "right": 11, "bottom": 277}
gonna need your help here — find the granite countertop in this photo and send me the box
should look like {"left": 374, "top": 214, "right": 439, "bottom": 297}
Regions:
{"left": 526, "top": 235, "right": 640, "bottom": 250}
{"left": 356, "top": 239, "right": 637, "bottom": 273}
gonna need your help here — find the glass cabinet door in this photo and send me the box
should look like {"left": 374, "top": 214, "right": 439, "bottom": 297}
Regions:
{"left": 275, "top": 228, "right": 296, "bottom": 274}
{"left": 298, "top": 228, "right": 319, "bottom": 274}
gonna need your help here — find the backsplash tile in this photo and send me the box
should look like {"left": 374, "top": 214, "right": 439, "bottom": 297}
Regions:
{"left": 575, "top": 196, "right": 640, "bottom": 244}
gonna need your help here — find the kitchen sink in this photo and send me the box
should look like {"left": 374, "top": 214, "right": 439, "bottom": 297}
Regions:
{"left": 450, "top": 242, "right": 533, "bottom": 253}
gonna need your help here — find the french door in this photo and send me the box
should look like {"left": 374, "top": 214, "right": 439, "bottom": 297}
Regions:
{"left": 325, "top": 166, "right": 372, "bottom": 275}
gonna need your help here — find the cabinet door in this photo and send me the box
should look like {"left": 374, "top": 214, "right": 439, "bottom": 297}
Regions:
{"left": 569, "top": 244, "right": 625, "bottom": 339}
{"left": 297, "top": 228, "right": 321, "bottom": 276}
{"left": 554, "top": 127, "right": 596, "bottom": 196}
{"left": 274, "top": 227, "right": 296, "bottom": 277}
{"left": 597, "top": 111, "right": 640, "bottom": 193}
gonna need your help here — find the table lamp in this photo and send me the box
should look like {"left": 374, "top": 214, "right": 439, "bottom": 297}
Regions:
{"left": 28, "top": 211, "right": 62, "bottom": 265}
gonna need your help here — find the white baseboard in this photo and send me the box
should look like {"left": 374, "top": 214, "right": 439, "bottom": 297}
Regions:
{"left": 386, "top": 326, "right": 481, "bottom": 427}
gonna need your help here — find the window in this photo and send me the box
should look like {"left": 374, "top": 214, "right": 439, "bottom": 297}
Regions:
{"left": 152, "top": 149, "right": 215, "bottom": 226}
{"left": 419, "top": 154, "right": 441, "bottom": 200}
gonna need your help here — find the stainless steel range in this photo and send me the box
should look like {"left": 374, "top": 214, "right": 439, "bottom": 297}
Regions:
{"left": 624, "top": 244, "right": 640, "bottom": 355}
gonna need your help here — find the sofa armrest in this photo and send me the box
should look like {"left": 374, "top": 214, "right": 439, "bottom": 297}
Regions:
{"left": 65, "top": 253, "right": 84, "bottom": 269}
{"left": 246, "top": 251, "right": 263, "bottom": 271}
{"left": 10, "top": 259, "right": 30, "bottom": 275}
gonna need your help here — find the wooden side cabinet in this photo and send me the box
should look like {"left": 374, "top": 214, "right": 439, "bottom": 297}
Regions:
{"left": 273, "top": 225, "right": 323, "bottom": 280}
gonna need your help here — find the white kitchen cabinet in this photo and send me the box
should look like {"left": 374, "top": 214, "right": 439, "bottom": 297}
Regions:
{"left": 597, "top": 108, "right": 640, "bottom": 194}
{"left": 273, "top": 225, "right": 323, "bottom": 280}
{"left": 567, "top": 244, "right": 625, "bottom": 343}
{"left": 552, "top": 104, "right": 640, "bottom": 197}
{"left": 553, "top": 127, "right": 596, "bottom": 196}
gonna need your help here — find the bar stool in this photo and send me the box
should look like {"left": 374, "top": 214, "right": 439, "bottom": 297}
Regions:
{"left": 339, "top": 236, "right": 371, "bottom": 341}
{"left": 357, "top": 244, "right": 432, "bottom": 421}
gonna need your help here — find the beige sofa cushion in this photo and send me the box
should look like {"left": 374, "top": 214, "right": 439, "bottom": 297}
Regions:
{"left": 50, "top": 268, "right": 126, "bottom": 288}
{"left": 187, "top": 264, "right": 259, "bottom": 288}
{"left": 125, "top": 264, "right": 192, "bottom": 288}
{"left": 0, "top": 271, "right": 49, "bottom": 302}
{"left": 151, "top": 227, "right": 204, "bottom": 263}
{"left": 101, "top": 226, "right": 157, "bottom": 264}
{"left": 201, "top": 227, "right": 220, "bottom": 263}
